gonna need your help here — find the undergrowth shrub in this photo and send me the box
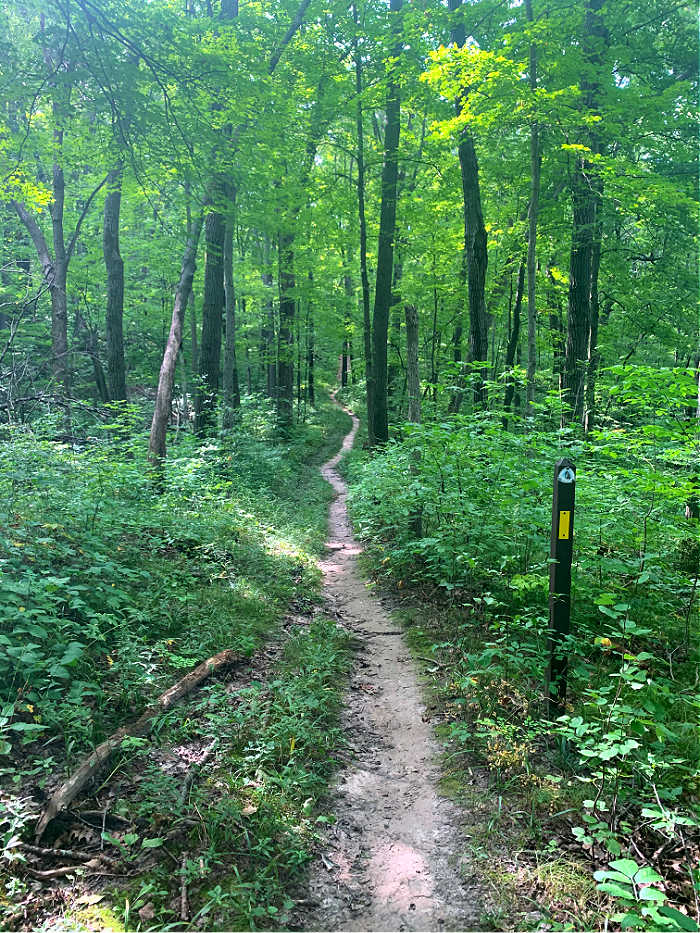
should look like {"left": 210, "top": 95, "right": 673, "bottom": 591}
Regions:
{"left": 347, "top": 367, "right": 699, "bottom": 926}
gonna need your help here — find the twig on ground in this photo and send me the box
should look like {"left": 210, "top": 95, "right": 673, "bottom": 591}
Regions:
{"left": 18, "top": 842, "right": 119, "bottom": 868}
{"left": 180, "top": 852, "right": 189, "bottom": 922}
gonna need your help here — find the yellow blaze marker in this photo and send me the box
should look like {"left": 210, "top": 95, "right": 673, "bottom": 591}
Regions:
{"left": 558, "top": 510, "right": 571, "bottom": 540}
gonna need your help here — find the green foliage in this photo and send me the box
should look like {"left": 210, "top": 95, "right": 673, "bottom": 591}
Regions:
{"left": 347, "top": 367, "right": 699, "bottom": 923}
{"left": 0, "top": 393, "right": 348, "bottom": 820}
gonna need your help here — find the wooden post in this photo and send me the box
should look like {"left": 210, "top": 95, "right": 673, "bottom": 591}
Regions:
{"left": 546, "top": 457, "right": 576, "bottom": 716}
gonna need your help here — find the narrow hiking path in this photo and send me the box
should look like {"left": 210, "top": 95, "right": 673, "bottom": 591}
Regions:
{"left": 296, "top": 401, "right": 482, "bottom": 932}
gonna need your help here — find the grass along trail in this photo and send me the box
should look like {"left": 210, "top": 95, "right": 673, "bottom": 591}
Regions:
{"left": 297, "top": 400, "right": 482, "bottom": 932}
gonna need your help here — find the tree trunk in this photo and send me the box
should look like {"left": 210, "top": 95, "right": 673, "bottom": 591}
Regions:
{"left": 277, "top": 231, "right": 295, "bottom": 431}
{"left": 371, "top": 0, "right": 403, "bottom": 444}
{"left": 449, "top": 0, "right": 488, "bottom": 410}
{"left": 262, "top": 235, "right": 277, "bottom": 398}
{"left": 222, "top": 215, "right": 240, "bottom": 429}
{"left": 103, "top": 162, "right": 127, "bottom": 401}
{"left": 405, "top": 303, "right": 420, "bottom": 424}
{"left": 503, "top": 262, "right": 525, "bottom": 428}
{"left": 342, "top": 270, "right": 353, "bottom": 388}
{"left": 525, "top": 0, "right": 540, "bottom": 413}
{"left": 352, "top": 1, "right": 374, "bottom": 443}
{"left": 584, "top": 215, "right": 602, "bottom": 433}
{"left": 565, "top": 163, "right": 595, "bottom": 423}
{"left": 196, "top": 209, "right": 225, "bottom": 434}
{"left": 307, "top": 291, "right": 315, "bottom": 407}
{"left": 564, "top": 0, "right": 607, "bottom": 426}
{"left": 149, "top": 214, "right": 203, "bottom": 478}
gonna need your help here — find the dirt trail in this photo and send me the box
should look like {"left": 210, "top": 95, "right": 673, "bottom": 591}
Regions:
{"left": 297, "top": 403, "right": 481, "bottom": 932}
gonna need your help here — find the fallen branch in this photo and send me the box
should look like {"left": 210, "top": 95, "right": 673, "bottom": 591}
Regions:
{"left": 35, "top": 649, "right": 240, "bottom": 840}
{"left": 18, "top": 842, "right": 118, "bottom": 867}
{"left": 180, "top": 851, "right": 189, "bottom": 922}
{"left": 25, "top": 857, "right": 106, "bottom": 879}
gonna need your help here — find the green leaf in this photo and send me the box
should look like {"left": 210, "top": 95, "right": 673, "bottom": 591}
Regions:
{"left": 141, "top": 837, "right": 165, "bottom": 848}
{"left": 657, "top": 906, "right": 700, "bottom": 931}
{"left": 597, "top": 882, "right": 636, "bottom": 900}
{"left": 634, "top": 866, "right": 663, "bottom": 885}
{"left": 609, "top": 859, "right": 641, "bottom": 879}
{"left": 638, "top": 887, "right": 666, "bottom": 903}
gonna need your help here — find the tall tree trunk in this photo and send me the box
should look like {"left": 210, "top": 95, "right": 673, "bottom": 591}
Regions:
{"left": 448, "top": 0, "right": 488, "bottom": 410}
{"left": 565, "top": 164, "right": 595, "bottom": 422}
{"left": 196, "top": 209, "right": 226, "bottom": 434}
{"left": 503, "top": 262, "right": 525, "bottom": 428}
{"left": 277, "top": 231, "right": 295, "bottom": 431}
{"left": 352, "top": 1, "right": 374, "bottom": 442}
{"left": 262, "top": 234, "right": 277, "bottom": 398}
{"left": 222, "top": 214, "right": 240, "bottom": 429}
{"left": 371, "top": 0, "right": 403, "bottom": 444}
{"left": 103, "top": 161, "right": 127, "bottom": 401}
{"left": 584, "top": 214, "right": 602, "bottom": 433}
{"left": 342, "top": 270, "right": 353, "bottom": 388}
{"left": 50, "top": 132, "right": 71, "bottom": 401}
{"left": 564, "top": 0, "right": 607, "bottom": 426}
{"left": 525, "top": 0, "right": 540, "bottom": 413}
{"left": 405, "top": 303, "right": 420, "bottom": 423}
{"left": 307, "top": 287, "right": 315, "bottom": 407}
{"left": 149, "top": 215, "right": 203, "bottom": 478}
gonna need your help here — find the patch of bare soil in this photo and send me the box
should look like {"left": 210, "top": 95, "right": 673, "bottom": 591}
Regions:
{"left": 295, "top": 404, "right": 483, "bottom": 932}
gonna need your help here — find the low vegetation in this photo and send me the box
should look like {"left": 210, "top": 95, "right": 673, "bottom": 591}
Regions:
{"left": 343, "top": 370, "right": 699, "bottom": 932}
{"left": 0, "top": 395, "right": 352, "bottom": 930}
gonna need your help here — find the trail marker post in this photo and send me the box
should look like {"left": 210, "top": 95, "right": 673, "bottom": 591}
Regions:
{"left": 546, "top": 457, "right": 576, "bottom": 717}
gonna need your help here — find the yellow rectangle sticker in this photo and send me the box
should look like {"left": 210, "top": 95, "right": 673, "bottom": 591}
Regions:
{"left": 558, "top": 510, "right": 571, "bottom": 540}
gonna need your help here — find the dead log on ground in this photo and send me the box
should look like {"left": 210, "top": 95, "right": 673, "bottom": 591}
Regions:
{"left": 35, "top": 649, "right": 240, "bottom": 841}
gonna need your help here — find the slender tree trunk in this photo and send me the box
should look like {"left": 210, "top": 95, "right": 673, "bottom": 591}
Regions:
{"left": 353, "top": 1, "right": 374, "bottom": 443}
{"left": 222, "top": 214, "right": 240, "bottom": 429}
{"left": 405, "top": 303, "right": 420, "bottom": 423}
{"left": 525, "top": 0, "right": 540, "bottom": 413}
{"left": 342, "top": 270, "right": 353, "bottom": 388}
{"left": 503, "top": 262, "right": 525, "bottom": 428}
{"left": 584, "top": 214, "right": 602, "bottom": 433}
{"left": 149, "top": 214, "right": 203, "bottom": 478}
{"left": 261, "top": 235, "right": 277, "bottom": 398}
{"left": 103, "top": 161, "right": 126, "bottom": 401}
{"left": 565, "top": 164, "right": 595, "bottom": 422}
{"left": 449, "top": 0, "right": 488, "bottom": 410}
{"left": 307, "top": 290, "right": 315, "bottom": 407}
{"left": 196, "top": 209, "right": 226, "bottom": 434}
{"left": 371, "top": 0, "right": 403, "bottom": 444}
{"left": 277, "top": 231, "right": 295, "bottom": 431}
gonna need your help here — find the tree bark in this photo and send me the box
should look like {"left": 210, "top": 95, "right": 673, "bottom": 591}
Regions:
{"left": 353, "top": 1, "right": 374, "bottom": 443}
{"left": 564, "top": 0, "right": 607, "bottom": 425}
{"left": 277, "top": 231, "right": 295, "bottom": 431}
{"left": 306, "top": 279, "right": 315, "bottom": 407}
{"left": 261, "top": 234, "right": 277, "bottom": 398}
{"left": 503, "top": 262, "right": 525, "bottom": 428}
{"left": 195, "top": 210, "right": 226, "bottom": 434}
{"left": 525, "top": 0, "right": 540, "bottom": 413}
{"left": 449, "top": 0, "right": 488, "bottom": 410}
{"left": 405, "top": 303, "right": 420, "bottom": 423}
{"left": 222, "top": 214, "right": 240, "bottom": 429}
{"left": 371, "top": 0, "right": 403, "bottom": 444}
{"left": 149, "top": 214, "right": 203, "bottom": 477}
{"left": 103, "top": 162, "right": 127, "bottom": 401}
{"left": 584, "top": 217, "right": 602, "bottom": 433}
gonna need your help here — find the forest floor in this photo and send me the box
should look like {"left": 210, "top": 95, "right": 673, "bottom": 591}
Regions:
{"left": 294, "top": 401, "right": 484, "bottom": 932}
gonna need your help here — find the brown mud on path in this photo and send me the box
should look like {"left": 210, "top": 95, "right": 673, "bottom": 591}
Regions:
{"left": 294, "top": 401, "right": 483, "bottom": 932}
